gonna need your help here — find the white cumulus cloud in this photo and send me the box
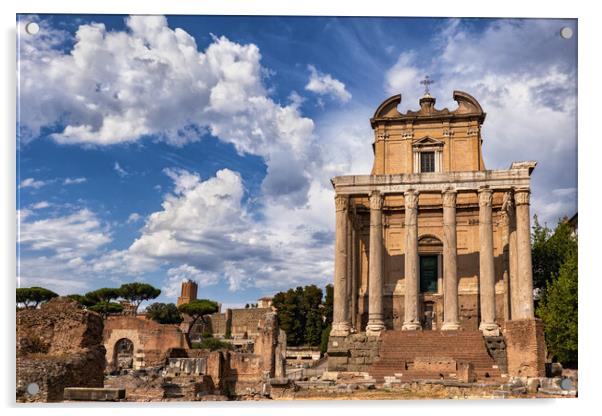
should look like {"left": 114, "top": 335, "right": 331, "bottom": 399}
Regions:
{"left": 305, "top": 65, "right": 352, "bottom": 102}
{"left": 19, "top": 177, "right": 47, "bottom": 189}
{"left": 19, "top": 15, "right": 316, "bottom": 206}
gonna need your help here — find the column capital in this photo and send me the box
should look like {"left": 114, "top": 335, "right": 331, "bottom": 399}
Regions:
{"left": 514, "top": 188, "right": 531, "bottom": 206}
{"left": 404, "top": 189, "right": 419, "bottom": 208}
{"left": 369, "top": 191, "right": 383, "bottom": 210}
{"left": 335, "top": 194, "right": 349, "bottom": 212}
{"left": 478, "top": 187, "right": 493, "bottom": 207}
{"left": 442, "top": 189, "right": 457, "bottom": 208}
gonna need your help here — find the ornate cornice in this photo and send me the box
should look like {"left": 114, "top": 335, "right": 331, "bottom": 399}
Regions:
{"left": 370, "top": 90, "right": 486, "bottom": 129}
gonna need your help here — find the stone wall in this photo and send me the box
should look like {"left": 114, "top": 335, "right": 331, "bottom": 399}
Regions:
{"left": 327, "top": 334, "right": 381, "bottom": 372}
{"left": 104, "top": 315, "right": 188, "bottom": 370}
{"left": 16, "top": 297, "right": 106, "bottom": 402}
{"left": 162, "top": 312, "right": 285, "bottom": 398}
{"left": 504, "top": 318, "right": 546, "bottom": 377}
{"left": 192, "top": 307, "right": 272, "bottom": 339}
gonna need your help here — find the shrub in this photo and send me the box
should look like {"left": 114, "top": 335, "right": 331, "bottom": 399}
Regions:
{"left": 191, "top": 338, "right": 233, "bottom": 351}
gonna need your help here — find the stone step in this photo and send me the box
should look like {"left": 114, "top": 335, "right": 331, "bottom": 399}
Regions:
{"left": 368, "top": 329, "right": 501, "bottom": 383}
{"left": 63, "top": 388, "right": 126, "bottom": 402}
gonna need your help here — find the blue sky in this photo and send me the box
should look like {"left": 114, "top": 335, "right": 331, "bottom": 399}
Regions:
{"left": 16, "top": 15, "right": 577, "bottom": 308}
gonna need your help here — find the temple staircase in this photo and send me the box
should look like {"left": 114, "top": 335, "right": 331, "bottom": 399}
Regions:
{"left": 368, "top": 330, "right": 504, "bottom": 384}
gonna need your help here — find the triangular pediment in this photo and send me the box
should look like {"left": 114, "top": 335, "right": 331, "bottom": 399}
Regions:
{"left": 412, "top": 136, "right": 444, "bottom": 146}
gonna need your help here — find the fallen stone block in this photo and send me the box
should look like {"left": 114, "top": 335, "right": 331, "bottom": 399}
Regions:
{"left": 63, "top": 387, "right": 125, "bottom": 401}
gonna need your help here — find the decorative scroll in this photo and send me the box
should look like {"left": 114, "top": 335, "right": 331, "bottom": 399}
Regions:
{"left": 442, "top": 189, "right": 457, "bottom": 208}
{"left": 369, "top": 191, "right": 383, "bottom": 210}
{"left": 478, "top": 188, "right": 493, "bottom": 207}
{"left": 335, "top": 194, "right": 349, "bottom": 211}
{"left": 404, "top": 190, "right": 419, "bottom": 209}
{"left": 514, "top": 188, "right": 531, "bottom": 206}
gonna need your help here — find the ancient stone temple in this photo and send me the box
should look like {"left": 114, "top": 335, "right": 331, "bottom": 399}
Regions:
{"left": 327, "top": 89, "right": 546, "bottom": 381}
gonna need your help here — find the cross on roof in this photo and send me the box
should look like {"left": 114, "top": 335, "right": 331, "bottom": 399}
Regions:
{"left": 420, "top": 75, "right": 435, "bottom": 95}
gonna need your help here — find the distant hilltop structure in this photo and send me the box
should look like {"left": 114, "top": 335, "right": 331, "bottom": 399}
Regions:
{"left": 177, "top": 280, "right": 198, "bottom": 306}
{"left": 257, "top": 296, "right": 273, "bottom": 309}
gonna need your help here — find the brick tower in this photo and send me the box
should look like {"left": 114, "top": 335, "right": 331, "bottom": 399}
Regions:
{"left": 177, "top": 280, "right": 198, "bottom": 306}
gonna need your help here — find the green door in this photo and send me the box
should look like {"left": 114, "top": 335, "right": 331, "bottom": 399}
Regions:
{"left": 420, "top": 255, "right": 438, "bottom": 293}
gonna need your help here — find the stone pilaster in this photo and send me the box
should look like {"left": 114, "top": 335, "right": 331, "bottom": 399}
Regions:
{"left": 515, "top": 188, "right": 535, "bottom": 319}
{"left": 366, "top": 191, "right": 385, "bottom": 335}
{"left": 478, "top": 187, "right": 499, "bottom": 336}
{"left": 441, "top": 189, "right": 460, "bottom": 330}
{"left": 403, "top": 190, "right": 421, "bottom": 330}
{"left": 331, "top": 194, "right": 351, "bottom": 337}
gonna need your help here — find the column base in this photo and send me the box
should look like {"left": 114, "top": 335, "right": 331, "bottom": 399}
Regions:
{"left": 402, "top": 321, "right": 421, "bottom": 331}
{"left": 330, "top": 321, "right": 351, "bottom": 337}
{"left": 441, "top": 322, "right": 461, "bottom": 331}
{"left": 479, "top": 322, "right": 500, "bottom": 336}
{"left": 366, "top": 320, "right": 385, "bottom": 336}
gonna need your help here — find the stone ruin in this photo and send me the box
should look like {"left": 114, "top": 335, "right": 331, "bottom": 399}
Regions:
{"left": 16, "top": 297, "right": 107, "bottom": 402}
{"left": 103, "top": 311, "right": 288, "bottom": 401}
{"left": 16, "top": 297, "right": 288, "bottom": 402}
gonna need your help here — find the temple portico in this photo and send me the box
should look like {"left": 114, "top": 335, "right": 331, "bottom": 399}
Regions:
{"left": 327, "top": 89, "right": 545, "bottom": 380}
{"left": 330, "top": 170, "right": 536, "bottom": 337}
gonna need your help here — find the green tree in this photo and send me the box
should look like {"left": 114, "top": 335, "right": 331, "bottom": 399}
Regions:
{"left": 85, "top": 287, "right": 121, "bottom": 304}
{"left": 532, "top": 215, "right": 577, "bottom": 291}
{"left": 192, "top": 338, "right": 233, "bottom": 351}
{"left": 16, "top": 287, "right": 58, "bottom": 309}
{"left": 178, "top": 299, "right": 219, "bottom": 345}
{"left": 323, "top": 284, "right": 334, "bottom": 327}
{"left": 273, "top": 284, "right": 334, "bottom": 347}
{"left": 67, "top": 294, "right": 96, "bottom": 307}
{"left": 145, "top": 302, "right": 183, "bottom": 324}
{"left": 89, "top": 301, "right": 124, "bottom": 319}
{"left": 273, "top": 287, "right": 305, "bottom": 346}
{"left": 118, "top": 283, "right": 161, "bottom": 313}
{"left": 302, "top": 285, "right": 324, "bottom": 346}
{"left": 320, "top": 325, "right": 332, "bottom": 355}
{"left": 536, "top": 249, "right": 578, "bottom": 367}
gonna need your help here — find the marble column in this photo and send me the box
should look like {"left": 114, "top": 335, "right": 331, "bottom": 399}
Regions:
{"left": 350, "top": 224, "right": 358, "bottom": 329}
{"left": 331, "top": 194, "right": 351, "bottom": 337}
{"left": 366, "top": 191, "right": 385, "bottom": 335}
{"left": 442, "top": 189, "right": 460, "bottom": 330}
{"left": 478, "top": 187, "right": 499, "bottom": 336}
{"left": 515, "top": 188, "right": 535, "bottom": 319}
{"left": 507, "top": 191, "right": 520, "bottom": 320}
{"left": 402, "top": 190, "right": 421, "bottom": 330}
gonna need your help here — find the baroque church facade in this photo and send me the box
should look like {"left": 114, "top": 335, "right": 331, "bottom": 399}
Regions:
{"left": 327, "top": 89, "right": 545, "bottom": 380}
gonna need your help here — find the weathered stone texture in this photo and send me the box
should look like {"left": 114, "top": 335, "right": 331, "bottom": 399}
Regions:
{"left": 63, "top": 387, "right": 125, "bottom": 401}
{"left": 104, "top": 315, "right": 188, "bottom": 370}
{"left": 504, "top": 319, "right": 546, "bottom": 377}
{"left": 327, "top": 334, "right": 381, "bottom": 372}
{"left": 16, "top": 297, "right": 106, "bottom": 402}
{"left": 192, "top": 307, "right": 271, "bottom": 339}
